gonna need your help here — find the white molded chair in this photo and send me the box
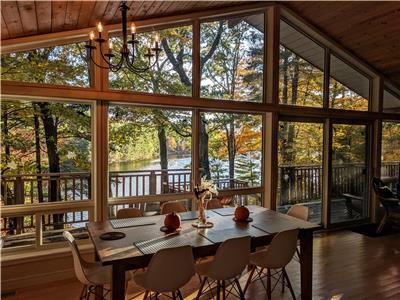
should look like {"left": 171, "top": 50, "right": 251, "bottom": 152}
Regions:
{"left": 63, "top": 231, "right": 133, "bottom": 300}
{"left": 160, "top": 201, "right": 187, "bottom": 214}
{"left": 134, "top": 245, "right": 195, "bottom": 299}
{"left": 287, "top": 205, "right": 310, "bottom": 221}
{"left": 196, "top": 236, "right": 251, "bottom": 300}
{"left": 117, "top": 207, "right": 144, "bottom": 219}
{"left": 244, "top": 229, "right": 299, "bottom": 300}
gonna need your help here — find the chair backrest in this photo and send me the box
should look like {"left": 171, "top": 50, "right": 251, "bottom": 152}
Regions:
{"left": 372, "top": 177, "right": 385, "bottom": 194}
{"left": 116, "top": 208, "right": 144, "bottom": 219}
{"left": 262, "top": 228, "right": 299, "bottom": 269}
{"left": 287, "top": 205, "right": 309, "bottom": 221}
{"left": 144, "top": 245, "right": 195, "bottom": 293}
{"left": 63, "top": 231, "right": 90, "bottom": 285}
{"left": 209, "top": 236, "right": 251, "bottom": 280}
{"left": 160, "top": 202, "right": 187, "bottom": 214}
{"left": 207, "top": 199, "right": 223, "bottom": 209}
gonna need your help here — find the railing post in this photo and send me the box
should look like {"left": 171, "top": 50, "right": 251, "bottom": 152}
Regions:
{"left": 14, "top": 176, "right": 25, "bottom": 234}
{"left": 35, "top": 213, "right": 43, "bottom": 248}
{"left": 150, "top": 171, "right": 157, "bottom": 195}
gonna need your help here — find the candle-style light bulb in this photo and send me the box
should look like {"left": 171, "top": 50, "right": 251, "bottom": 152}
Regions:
{"left": 97, "top": 22, "right": 103, "bottom": 33}
{"left": 89, "top": 31, "right": 95, "bottom": 40}
{"left": 109, "top": 41, "right": 113, "bottom": 50}
{"left": 155, "top": 33, "right": 160, "bottom": 43}
{"left": 131, "top": 23, "right": 136, "bottom": 34}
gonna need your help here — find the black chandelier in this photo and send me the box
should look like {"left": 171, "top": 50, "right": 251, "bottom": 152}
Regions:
{"left": 85, "top": 1, "right": 162, "bottom": 73}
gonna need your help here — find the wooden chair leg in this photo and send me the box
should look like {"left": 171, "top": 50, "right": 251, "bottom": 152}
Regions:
{"left": 234, "top": 278, "right": 245, "bottom": 300}
{"left": 222, "top": 280, "right": 226, "bottom": 300}
{"left": 281, "top": 269, "right": 285, "bottom": 293}
{"left": 172, "top": 291, "right": 176, "bottom": 300}
{"left": 196, "top": 277, "right": 207, "bottom": 299}
{"left": 244, "top": 265, "right": 256, "bottom": 293}
{"left": 377, "top": 212, "right": 388, "bottom": 233}
{"left": 267, "top": 269, "right": 272, "bottom": 300}
{"left": 283, "top": 268, "right": 296, "bottom": 300}
{"left": 142, "top": 290, "right": 149, "bottom": 300}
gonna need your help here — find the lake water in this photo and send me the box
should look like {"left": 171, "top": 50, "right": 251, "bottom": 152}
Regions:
{"left": 109, "top": 155, "right": 192, "bottom": 172}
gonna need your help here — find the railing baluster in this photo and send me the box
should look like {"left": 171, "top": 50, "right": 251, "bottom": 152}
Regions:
{"left": 80, "top": 177, "right": 84, "bottom": 200}
{"left": 35, "top": 213, "right": 43, "bottom": 248}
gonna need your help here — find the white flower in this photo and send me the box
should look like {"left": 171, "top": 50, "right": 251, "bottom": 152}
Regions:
{"left": 200, "top": 176, "right": 218, "bottom": 196}
{"left": 66, "top": 152, "right": 76, "bottom": 160}
{"left": 7, "top": 161, "right": 17, "bottom": 170}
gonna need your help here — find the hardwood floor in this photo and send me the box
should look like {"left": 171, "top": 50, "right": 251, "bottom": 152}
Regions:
{"left": 4, "top": 230, "right": 400, "bottom": 300}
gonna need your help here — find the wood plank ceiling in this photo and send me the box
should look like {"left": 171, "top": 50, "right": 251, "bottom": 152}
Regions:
{"left": 1, "top": 1, "right": 400, "bottom": 87}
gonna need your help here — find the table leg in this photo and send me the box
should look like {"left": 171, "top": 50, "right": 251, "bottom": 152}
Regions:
{"left": 94, "top": 252, "right": 104, "bottom": 300}
{"left": 112, "top": 263, "right": 126, "bottom": 300}
{"left": 300, "top": 231, "right": 313, "bottom": 300}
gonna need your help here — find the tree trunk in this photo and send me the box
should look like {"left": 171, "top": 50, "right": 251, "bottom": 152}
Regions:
{"left": 38, "top": 102, "right": 63, "bottom": 229}
{"left": 199, "top": 118, "right": 211, "bottom": 179}
{"left": 226, "top": 122, "right": 236, "bottom": 188}
{"left": 280, "top": 49, "right": 290, "bottom": 203}
{"left": 33, "top": 105, "right": 44, "bottom": 203}
{"left": 158, "top": 126, "right": 169, "bottom": 193}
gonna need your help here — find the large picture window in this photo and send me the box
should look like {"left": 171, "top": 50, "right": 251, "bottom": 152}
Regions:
{"left": 279, "top": 20, "right": 324, "bottom": 107}
{"left": 108, "top": 105, "right": 192, "bottom": 216}
{"left": 200, "top": 112, "right": 262, "bottom": 189}
{"left": 200, "top": 13, "right": 264, "bottom": 102}
{"left": 1, "top": 99, "right": 92, "bottom": 248}
{"left": 1, "top": 41, "right": 91, "bottom": 87}
{"left": 109, "top": 25, "right": 192, "bottom": 97}
{"left": 329, "top": 55, "right": 369, "bottom": 111}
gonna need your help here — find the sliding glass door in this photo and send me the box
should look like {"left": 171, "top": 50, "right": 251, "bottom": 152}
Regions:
{"left": 330, "top": 123, "right": 369, "bottom": 224}
{"left": 277, "top": 120, "right": 324, "bottom": 223}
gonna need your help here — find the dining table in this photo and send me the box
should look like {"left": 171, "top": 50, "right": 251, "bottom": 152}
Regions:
{"left": 87, "top": 205, "right": 321, "bottom": 300}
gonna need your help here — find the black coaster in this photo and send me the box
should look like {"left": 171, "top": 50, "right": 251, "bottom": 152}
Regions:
{"left": 160, "top": 226, "right": 181, "bottom": 234}
{"left": 233, "top": 217, "right": 253, "bottom": 223}
{"left": 100, "top": 232, "right": 126, "bottom": 240}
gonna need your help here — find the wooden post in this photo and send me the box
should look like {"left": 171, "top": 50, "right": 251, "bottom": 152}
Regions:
{"left": 35, "top": 213, "right": 43, "bottom": 248}
{"left": 149, "top": 171, "right": 157, "bottom": 195}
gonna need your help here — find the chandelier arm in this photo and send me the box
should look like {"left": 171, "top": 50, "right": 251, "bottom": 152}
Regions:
{"left": 98, "top": 43, "right": 124, "bottom": 70}
{"left": 125, "top": 56, "right": 158, "bottom": 73}
{"left": 87, "top": 48, "right": 112, "bottom": 70}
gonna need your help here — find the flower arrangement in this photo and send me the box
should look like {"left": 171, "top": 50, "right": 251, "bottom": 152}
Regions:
{"left": 194, "top": 176, "right": 219, "bottom": 200}
{"left": 193, "top": 176, "right": 218, "bottom": 227}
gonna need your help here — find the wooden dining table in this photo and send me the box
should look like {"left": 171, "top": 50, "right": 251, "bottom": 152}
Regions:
{"left": 87, "top": 205, "right": 320, "bottom": 300}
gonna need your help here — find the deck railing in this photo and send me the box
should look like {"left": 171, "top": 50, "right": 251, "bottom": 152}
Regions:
{"left": 1, "top": 162, "right": 398, "bottom": 248}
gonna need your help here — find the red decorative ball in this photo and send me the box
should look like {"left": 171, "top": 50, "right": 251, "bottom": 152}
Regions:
{"left": 235, "top": 205, "right": 250, "bottom": 221}
{"left": 164, "top": 212, "right": 181, "bottom": 230}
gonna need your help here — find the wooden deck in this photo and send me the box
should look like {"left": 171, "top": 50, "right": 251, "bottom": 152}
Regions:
{"left": 3, "top": 230, "right": 400, "bottom": 300}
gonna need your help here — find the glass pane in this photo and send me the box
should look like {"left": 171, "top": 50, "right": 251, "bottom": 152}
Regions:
{"left": 1, "top": 215, "right": 35, "bottom": 248}
{"left": 381, "top": 121, "right": 400, "bottom": 190}
{"left": 200, "top": 13, "right": 264, "bottom": 102}
{"left": 329, "top": 55, "right": 369, "bottom": 111}
{"left": 108, "top": 105, "right": 192, "bottom": 203}
{"left": 331, "top": 124, "right": 368, "bottom": 223}
{"left": 200, "top": 112, "right": 262, "bottom": 190}
{"left": 277, "top": 121, "right": 323, "bottom": 223}
{"left": 42, "top": 210, "right": 89, "bottom": 244}
{"left": 1, "top": 42, "right": 91, "bottom": 87}
{"left": 109, "top": 25, "right": 192, "bottom": 96}
{"left": 279, "top": 21, "right": 324, "bottom": 107}
{"left": 0, "top": 99, "right": 92, "bottom": 246}
{"left": 383, "top": 89, "right": 400, "bottom": 114}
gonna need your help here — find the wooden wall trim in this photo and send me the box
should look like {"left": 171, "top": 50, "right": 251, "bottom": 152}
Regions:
{"left": 2, "top": 82, "right": 400, "bottom": 121}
